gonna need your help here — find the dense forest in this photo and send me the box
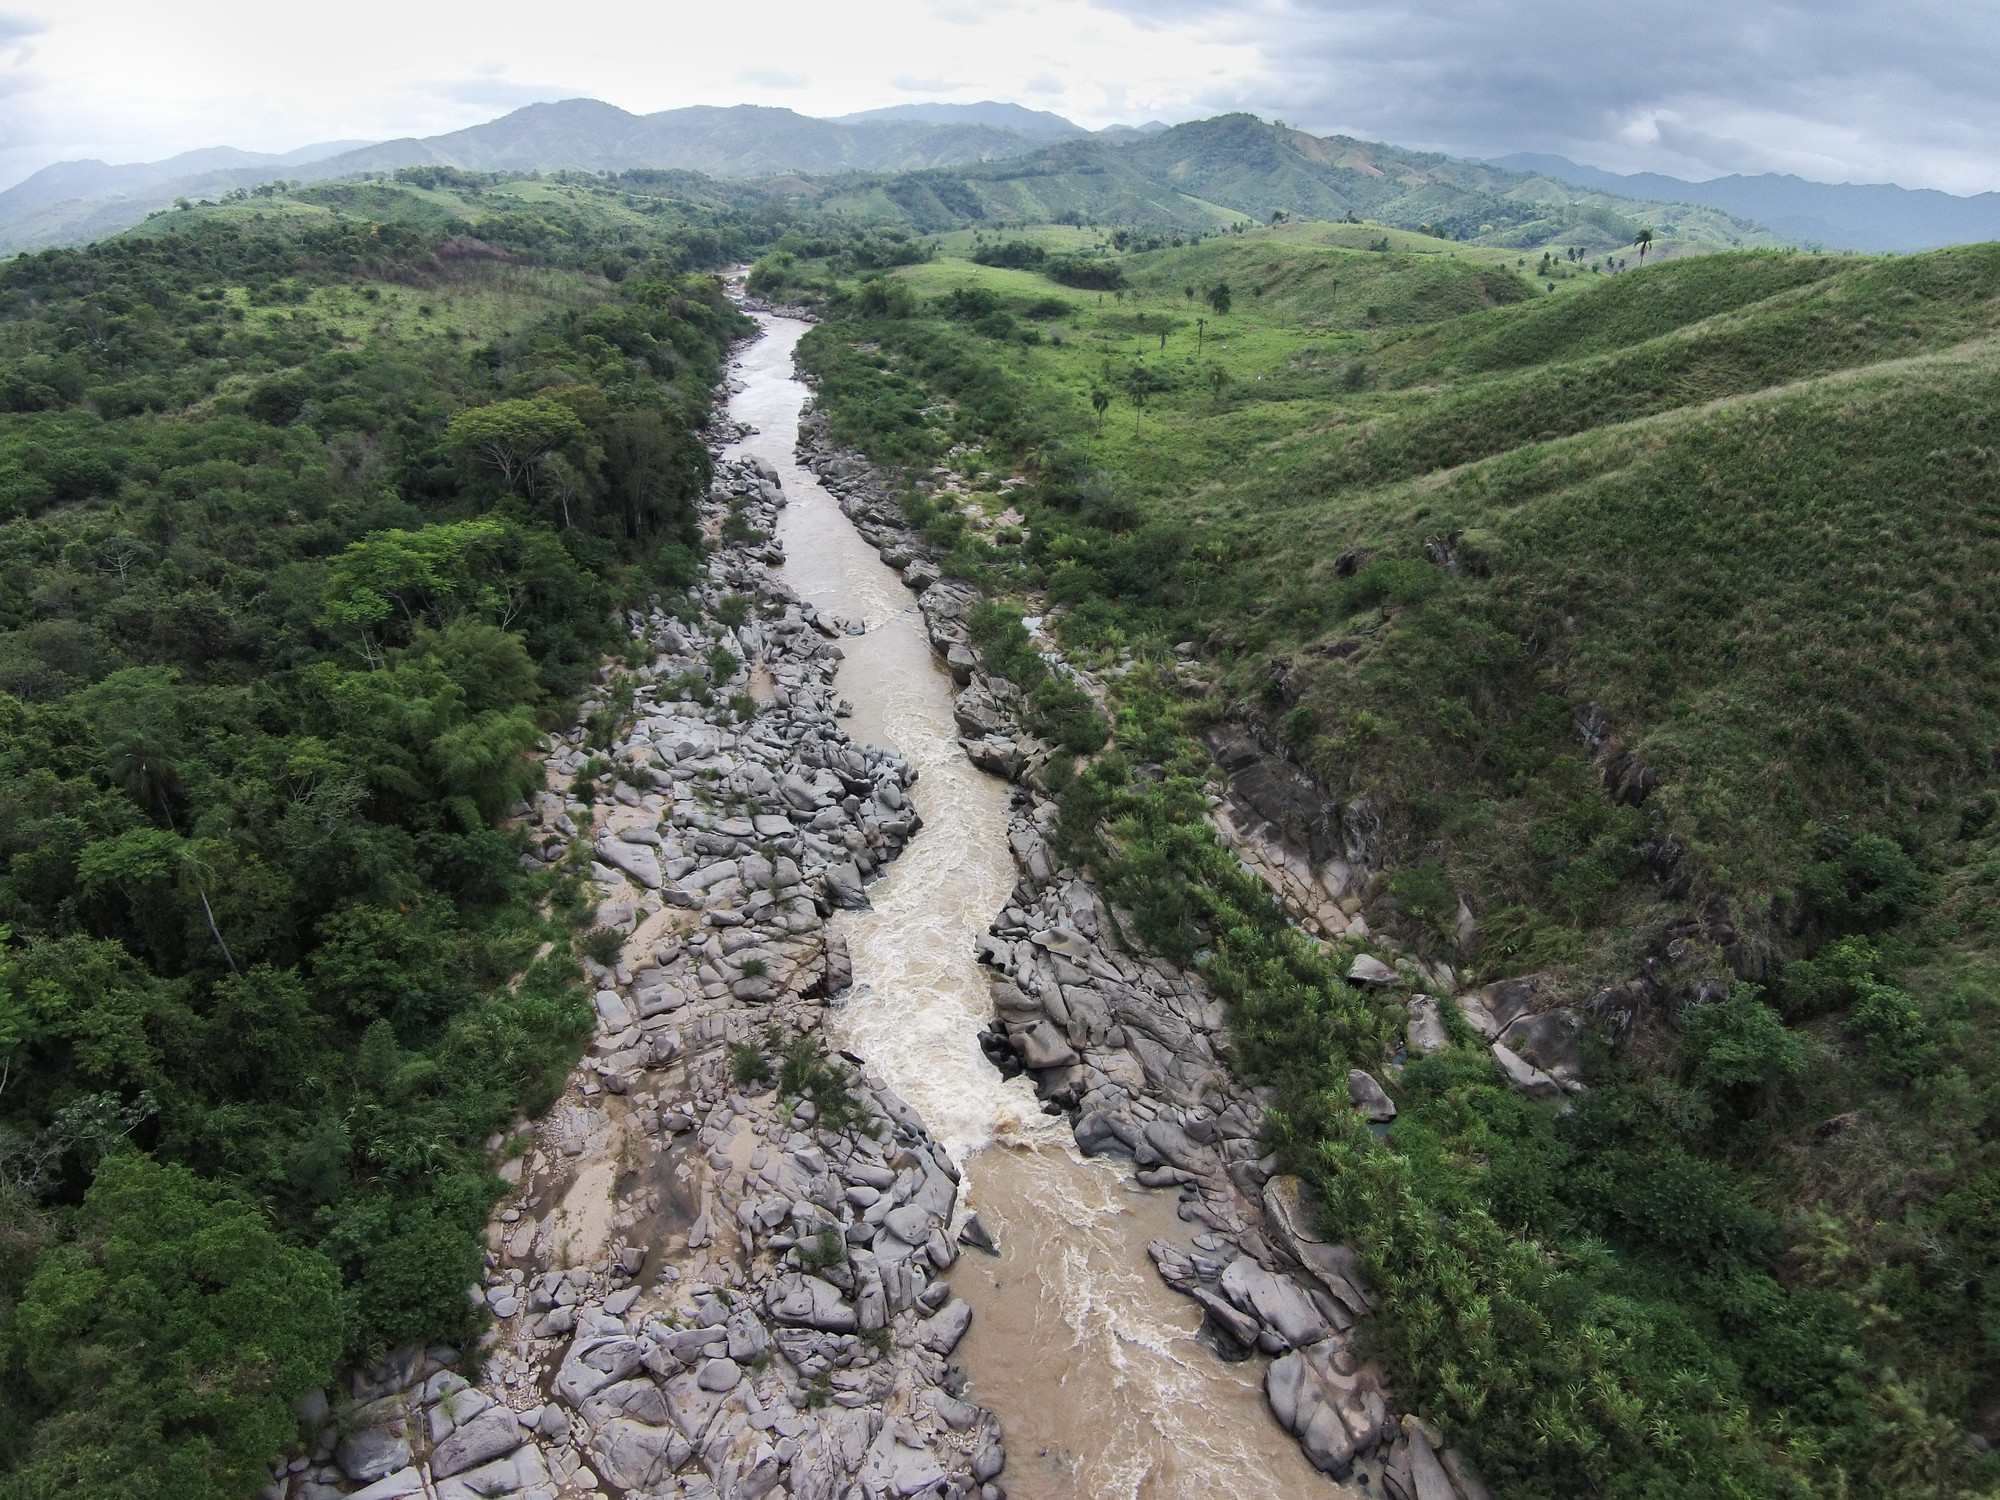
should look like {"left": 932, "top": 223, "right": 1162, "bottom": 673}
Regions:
{"left": 775, "top": 226, "right": 2000, "bottom": 1497}
{"left": 0, "top": 169, "right": 790, "bottom": 1498}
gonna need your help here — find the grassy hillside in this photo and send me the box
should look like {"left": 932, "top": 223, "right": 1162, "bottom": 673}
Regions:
{"left": 792, "top": 223, "right": 2000, "bottom": 1497}
{"left": 0, "top": 174, "right": 786, "bottom": 1497}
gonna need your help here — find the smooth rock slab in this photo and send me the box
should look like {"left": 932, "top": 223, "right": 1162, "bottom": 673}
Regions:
{"left": 430, "top": 1406, "right": 526, "bottom": 1477}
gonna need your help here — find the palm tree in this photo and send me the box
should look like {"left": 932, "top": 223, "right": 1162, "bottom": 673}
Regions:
{"left": 1090, "top": 386, "right": 1110, "bottom": 432}
{"left": 1634, "top": 227, "right": 1655, "bottom": 262}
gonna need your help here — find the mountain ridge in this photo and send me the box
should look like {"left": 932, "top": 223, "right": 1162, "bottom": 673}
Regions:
{"left": 1490, "top": 152, "right": 2000, "bottom": 252}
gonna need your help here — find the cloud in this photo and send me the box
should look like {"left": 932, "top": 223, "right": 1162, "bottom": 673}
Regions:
{"left": 1087, "top": 0, "right": 2000, "bottom": 191}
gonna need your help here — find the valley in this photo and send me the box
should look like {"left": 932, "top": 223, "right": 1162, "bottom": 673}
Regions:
{"left": 1, "top": 153, "right": 1998, "bottom": 1500}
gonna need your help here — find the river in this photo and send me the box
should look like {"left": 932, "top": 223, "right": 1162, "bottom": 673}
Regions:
{"left": 722, "top": 312, "right": 1334, "bottom": 1500}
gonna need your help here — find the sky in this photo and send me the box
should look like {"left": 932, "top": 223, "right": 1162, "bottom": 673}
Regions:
{"left": 1, "top": 0, "right": 1995, "bottom": 194}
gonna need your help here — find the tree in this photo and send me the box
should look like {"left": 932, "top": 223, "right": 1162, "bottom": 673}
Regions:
{"left": 441, "top": 396, "right": 585, "bottom": 492}
{"left": 319, "top": 519, "right": 512, "bottom": 660}
{"left": 1206, "top": 282, "right": 1233, "bottom": 315}
{"left": 1635, "top": 227, "right": 1655, "bottom": 261}
{"left": 7, "top": 1154, "right": 341, "bottom": 1500}
{"left": 1090, "top": 386, "right": 1111, "bottom": 432}
{"left": 1209, "top": 365, "right": 1231, "bottom": 406}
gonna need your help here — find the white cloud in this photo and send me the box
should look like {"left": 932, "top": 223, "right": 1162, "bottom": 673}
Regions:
{"left": 0, "top": 0, "right": 1993, "bottom": 194}
{"left": 0, "top": 0, "right": 1248, "bottom": 187}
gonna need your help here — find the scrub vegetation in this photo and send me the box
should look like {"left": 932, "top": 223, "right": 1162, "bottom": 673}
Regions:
{"left": 791, "top": 223, "right": 2000, "bottom": 1497}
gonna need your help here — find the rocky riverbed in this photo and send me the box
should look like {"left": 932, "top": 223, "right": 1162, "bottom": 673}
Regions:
{"left": 260, "top": 303, "right": 1582, "bottom": 1500}
{"left": 261, "top": 444, "right": 1006, "bottom": 1500}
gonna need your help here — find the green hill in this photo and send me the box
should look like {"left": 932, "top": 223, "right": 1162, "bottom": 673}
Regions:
{"left": 790, "top": 224, "right": 2000, "bottom": 1497}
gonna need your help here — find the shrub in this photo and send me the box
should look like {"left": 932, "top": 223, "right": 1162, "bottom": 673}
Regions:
{"left": 576, "top": 926, "right": 625, "bottom": 965}
{"left": 1045, "top": 255, "right": 1125, "bottom": 291}
{"left": 971, "top": 240, "right": 1046, "bottom": 270}
{"left": 729, "top": 1041, "right": 771, "bottom": 1087}
{"left": 1678, "top": 984, "right": 1808, "bottom": 1102}
{"left": 1798, "top": 829, "right": 1931, "bottom": 933}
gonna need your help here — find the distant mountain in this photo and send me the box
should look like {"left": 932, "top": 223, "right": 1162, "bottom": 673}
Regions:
{"left": 833, "top": 101, "right": 1083, "bottom": 136}
{"left": 1490, "top": 153, "right": 2000, "bottom": 252}
{"left": 0, "top": 104, "right": 1780, "bottom": 259}
{"left": 825, "top": 114, "right": 1780, "bottom": 251}
{"left": 1, "top": 140, "right": 371, "bottom": 213}
{"left": 0, "top": 100, "right": 1062, "bottom": 253}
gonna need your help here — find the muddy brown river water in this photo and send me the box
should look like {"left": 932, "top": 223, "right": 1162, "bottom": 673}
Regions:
{"left": 722, "top": 314, "right": 1336, "bottom": 1499}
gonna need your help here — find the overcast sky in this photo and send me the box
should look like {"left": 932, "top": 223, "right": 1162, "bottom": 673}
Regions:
{"left": 2, "top": 0, "right": 1994, "bottom": 194}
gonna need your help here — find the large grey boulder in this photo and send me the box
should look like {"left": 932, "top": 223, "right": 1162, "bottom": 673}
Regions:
{"left": 1266, "top": 1350, "right": 1357, "bottom": 1476}
{"left": 428, "top": 1406, "right": 525, "bottom": 1478}
{"left": 1011, "top": 1018, "right": 1078, "bottom": 1071}
{"left": 1349, "top": 953, "right": 1398, "bottom": 986}
{"left": 334, "top": 1425, "right": 410, "bottom": 1484}
{"left": 918, "top": 1298, "right": 973, "bottom": 1355}
{"left": 1497, "top": 1007, "right": 1587, "bottom": 1086}
{"left": 822, "top": 862, "right": 869, "bottom": 910}
{"left": 1263, "top": 1176, "right": 1372, "bottom": 1322}
{"left": 766, "top": 1273, "right": 857, "bottom": 1332}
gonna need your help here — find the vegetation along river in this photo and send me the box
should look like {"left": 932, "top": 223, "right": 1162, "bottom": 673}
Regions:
{"left": 725, "top": 312, "right": 1330, "bottom": 1499}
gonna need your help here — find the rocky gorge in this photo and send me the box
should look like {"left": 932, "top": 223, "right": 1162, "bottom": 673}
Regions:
{"left": 253, "top": 303, "right": 1613, "bottom": 1500}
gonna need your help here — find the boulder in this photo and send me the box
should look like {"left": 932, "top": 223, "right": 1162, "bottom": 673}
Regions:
{"left": 1492, "top": 1043, "right": 1565, "bottom": 1102}
{"left": 429, "top": 1407, "right": 525, "bottom": 1478}
{"left": 957, "top": 1213, "right": 1000, "bottom": 1255}
{"left": 349, "top": 1470, "right": 425, "bottom": 1500}
{"left": 591, "top": 1418, "right": 691, "bottom": 1493}
{"left": 766, "top": 1273, "right": 857, "bottom": 1332}
{"left": 1011, "top": 1018, "right": 1079, "bottom": 1071}
{"left": 823, "top": 862, "right": 869, "bottom": 910}
{"left": 1406, "top": 996, "right": 1450, "bottom": 1055}
{"left": 334, "top": 1426, "right": 410, "bottom": 1484}
{"left": 1219, "top": 1257, "right": 1329, "bottom": 1349}
{"left": 1347, "top": 1069, "right": 1397, "bottom": 1123}
{"left": 1348, "top": 954, "right": 1397, "bottom": 986}
{"left": 918, "top": 1298, "right": 973, "bottom": 1355}
{"left": 1497, "top": 1007, "right": 1586, "bottom": 1086}
{"left": 1454, "top": 991, "right": 1501, "bottom": 1039}
{"left": 1266, "top": 1351, "right": 1357, "bottom": 1477}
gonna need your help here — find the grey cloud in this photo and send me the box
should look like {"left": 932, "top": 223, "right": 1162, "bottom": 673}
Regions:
{"left": 1094, "top": 0, "right": 2000, "bottom": 189}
